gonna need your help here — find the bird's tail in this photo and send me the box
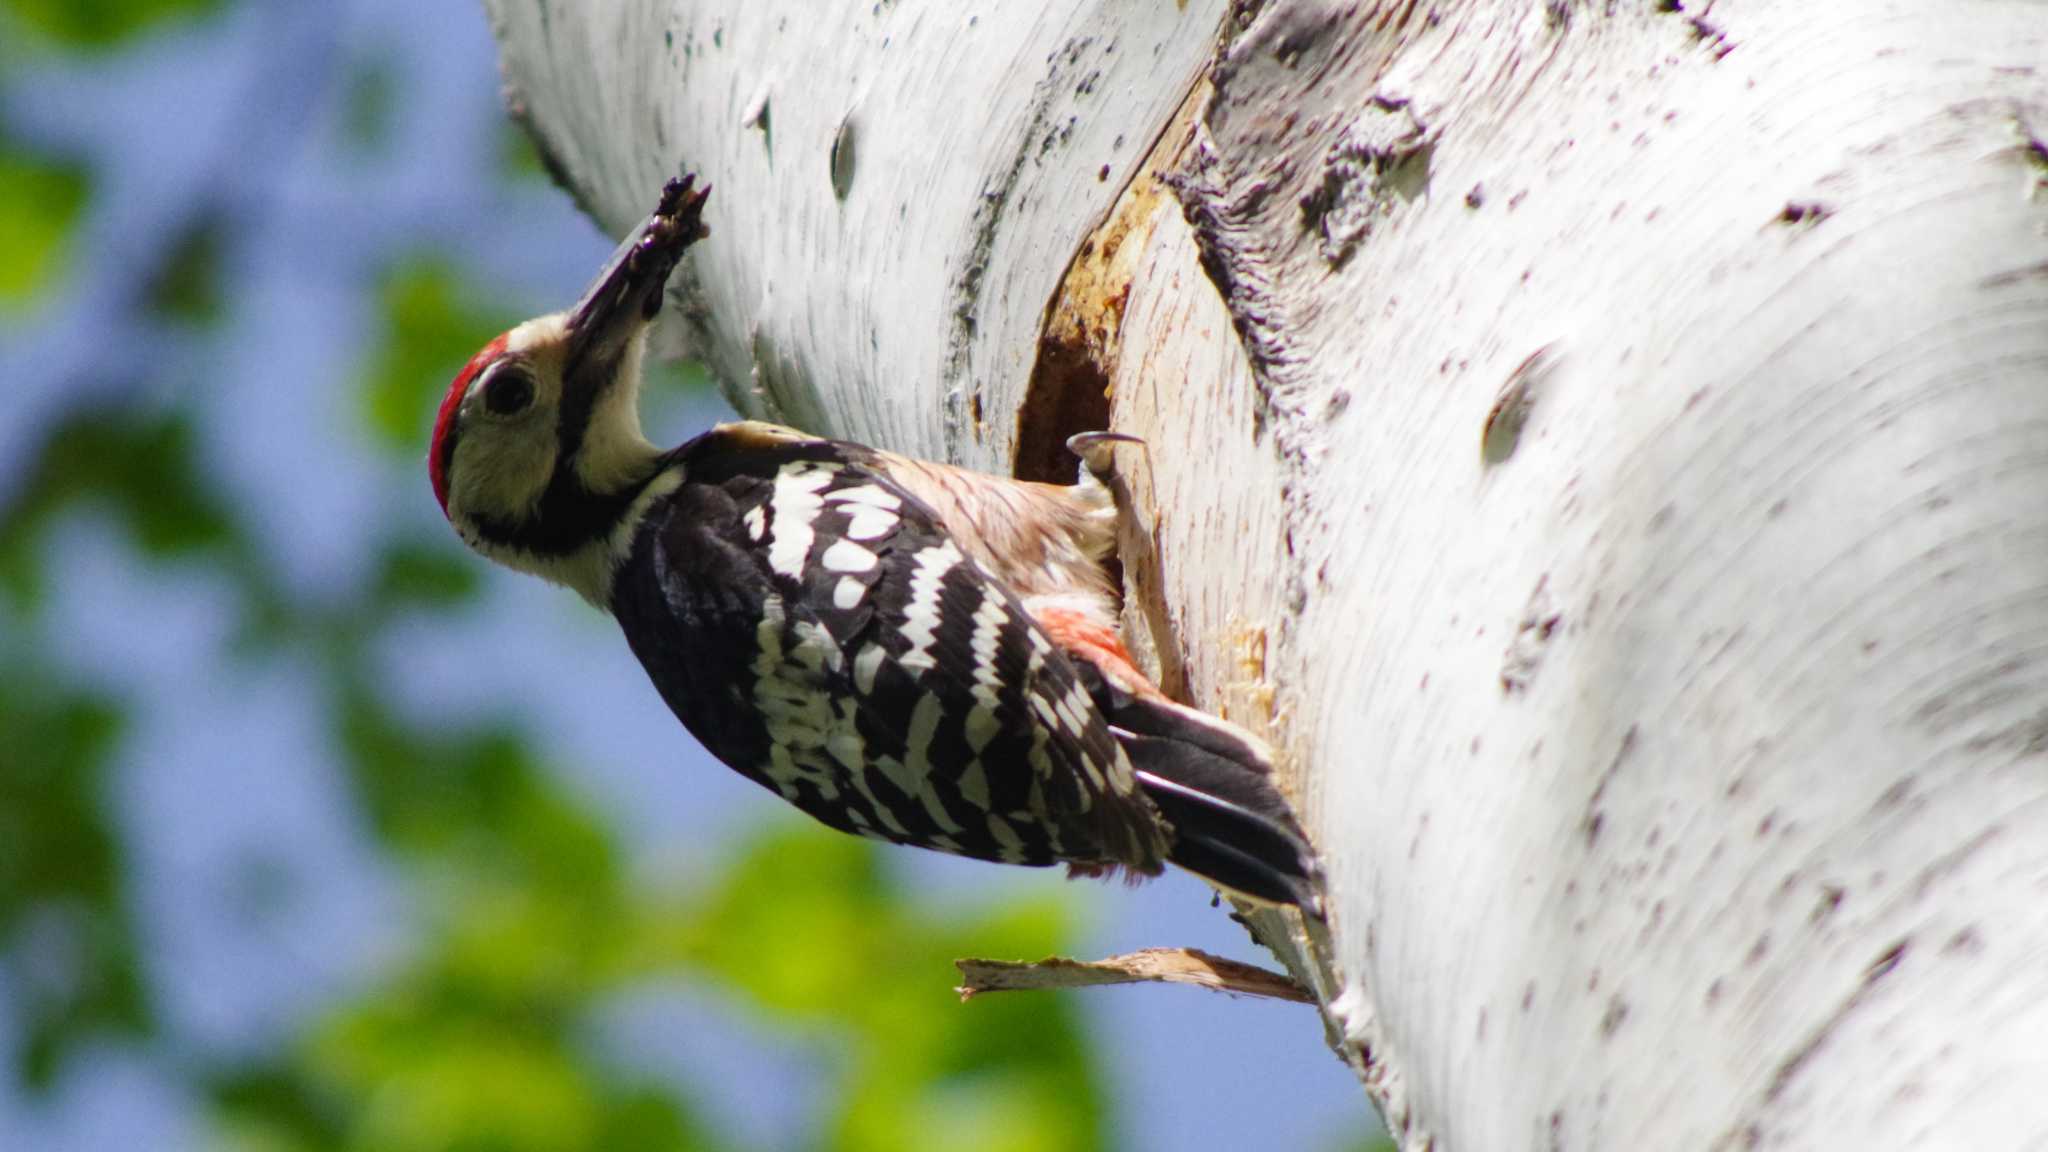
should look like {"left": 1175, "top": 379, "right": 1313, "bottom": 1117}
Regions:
{"left": 1029, "top": 597, "right": 1321, "bottom": 911}
{"left": 1108, "top": 694, "right": 1321, "bottom": 912}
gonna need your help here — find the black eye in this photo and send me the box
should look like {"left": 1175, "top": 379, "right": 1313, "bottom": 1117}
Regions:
{"left": 482, "top": 365, "right": 535, "bottom": 416}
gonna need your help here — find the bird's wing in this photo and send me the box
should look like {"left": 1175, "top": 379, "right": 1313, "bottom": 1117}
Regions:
{"left": 610, "top": 423, "right": 1169, "bottom": 872}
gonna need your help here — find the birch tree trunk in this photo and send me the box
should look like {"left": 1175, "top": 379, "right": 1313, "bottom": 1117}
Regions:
{"left": 485, "top": 1, "right": 2048, "bottom": 1146}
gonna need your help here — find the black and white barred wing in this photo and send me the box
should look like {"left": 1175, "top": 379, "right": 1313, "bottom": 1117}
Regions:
{"left": 613, "top": 429, "right": 1169, "bottom": 874}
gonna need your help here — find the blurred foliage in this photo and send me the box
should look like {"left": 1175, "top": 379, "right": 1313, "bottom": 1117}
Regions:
{"left": 0, "top": 141, "right": 89, "bottom": 310}
{"left": 144, "top": 211, "right": 227, "bottom": 326}
{"left": 0, "top": 6, "right": 1372, "bottom": 1151}
{"left": 0, "top": 395, "right": 243, "bottom": 1088}
{"left": 360, "top": 257, "right": 518, "bottom": 454}
{"left": 0, "top": 406, "right": 240, "bottom": 609}
{"left": 500, "top": 123, "right": 552, "bottom": 184}
{"left": 1, "top": 353, "right": 1111, "bottom": 1152}
{"left": 278, "top": 624, "right": 1103, "bottom": 1152}
{"left": 367, "top": 538, "right": 480, "bottom": 614}
{"left": 639, "top": 829, "right": 1101, "bottom": 1152}
{"left": 0, "top": 663, "right": 149, "bottom": 1089}
{"left": 0, "top": 15, "right": 1115, "bottom": 1150}
{"left": 0, "top": 0, "right": 223, "bottom": 51}
{"left": 340, "top": 50, "right": 398, "bottom": 158}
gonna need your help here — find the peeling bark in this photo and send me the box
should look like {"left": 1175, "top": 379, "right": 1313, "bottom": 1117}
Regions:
{"left": 489, "top": 0, "right": 2048, "bottom": 1147}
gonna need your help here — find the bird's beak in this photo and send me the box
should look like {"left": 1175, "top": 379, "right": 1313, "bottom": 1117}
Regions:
{"left": 565, "top": 174, "right": 711, "bottom": 387}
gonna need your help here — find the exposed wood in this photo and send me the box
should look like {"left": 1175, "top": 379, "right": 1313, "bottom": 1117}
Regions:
{"left": 955, "top": 946, "right": 1315, "bottom": 1004}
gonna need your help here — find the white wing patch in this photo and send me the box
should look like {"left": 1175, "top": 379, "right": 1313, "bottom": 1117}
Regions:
{"left": 963, "top": 706, "right": 1000, "bottom": 757}
{"left": 766, "top": 462, "right": 836, "bottom": 577}
{"left": 964, "top": 591, "right": 1007, "bottom": 756}
{"left": 853, "top": 642, "right": 886, "bottom": 694}
{"left": 827, "top": 700, "right": 908, "bottom": 837}
{"left": 875, "top": 693, "right": 962, "bottom": 834}
{"left": 1056, "top": 681, "right": 1092, "bottom": 737}
{"left": 752, "top": 593, "right": 786, "bottom": 673}
{"left": 957, "top": 760, "right": 990, "bottom": 810}
{"left": 826, "top": 485, "right": 901, "bottom": 509}
{"left": 752, "top": 590, "right": 912, "bottom": 836}
{"left": 985, "top": 813, "right": 1027, "bottom": 863}
{"left": 821, "top": 539, "right": 878, "bottom": 573}
{"left": 968, "top": 593, "right": 1009, "bottom": 684}
{"left": 825, "top": 484, "right": 901, "bottom": 542}
{"left": 754, "top": 595, "right": 837, "bottom": 801}
{"left": 843, "top": 508, "right": 897, "bottom": 540}
{"left": 833, "top": 576, "right": 866, "bottom": 610}
{"left": 718, "top": 461, "right": 1150, "bottom": 869}
{"left": 1022, "top": 634, "right": 1054, "bottom": 778}
{"left": 823, "top": 481, "right": 905, "bottom": 541}
{"left": 896, "top": 692, "right": 945, "bottom": 793}
{"left": 898, "top": 541, "right": 963, "bottom": 675}
{"left": 788, "top": 619, "right": 843, "bottom": 674}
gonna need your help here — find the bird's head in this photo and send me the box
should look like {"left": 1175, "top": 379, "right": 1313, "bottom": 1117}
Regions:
{"left": 429, "top": 176, "right": 709, "bottom": 599}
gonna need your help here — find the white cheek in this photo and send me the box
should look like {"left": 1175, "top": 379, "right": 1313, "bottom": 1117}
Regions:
{"left": 452, "top": 422, "right": 558, "bottom": 520}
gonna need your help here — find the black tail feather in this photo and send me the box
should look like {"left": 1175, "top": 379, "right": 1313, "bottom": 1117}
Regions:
{"left": 1130, "top": 759, "right": 1320, "bottom": 910}
{"left": 1070, "top": 656, "right": 1321, "bottom": 910}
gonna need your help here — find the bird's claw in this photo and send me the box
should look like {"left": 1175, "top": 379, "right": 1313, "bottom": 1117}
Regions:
{"left": 1065, "top": 430, "right": 1144, "bottom": 479}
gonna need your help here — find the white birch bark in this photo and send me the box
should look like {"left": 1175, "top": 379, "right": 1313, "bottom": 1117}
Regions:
{"left": 486, "top": 0, "right": 2048, "bottom": 1147}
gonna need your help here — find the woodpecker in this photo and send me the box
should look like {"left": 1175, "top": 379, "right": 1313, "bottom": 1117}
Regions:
{"left": 430, "top": 176, "right": 1317, "bottom": 909}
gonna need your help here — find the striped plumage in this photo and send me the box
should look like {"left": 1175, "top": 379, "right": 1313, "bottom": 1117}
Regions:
{"left": 611, "top": 422, "right": 1167, "bottom": 874}
{"left": 430, "top": 175, "right": 1317, "bottom": 908}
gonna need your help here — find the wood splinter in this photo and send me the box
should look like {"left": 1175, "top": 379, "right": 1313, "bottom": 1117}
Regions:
{"left": 954, "top": 947, "right": 1314, "bottom": 1004}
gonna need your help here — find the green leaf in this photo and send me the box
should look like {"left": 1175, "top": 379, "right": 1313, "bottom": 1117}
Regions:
{"left": 0, "top": 665, "right": 151, "bottom": 1088}
{"left": 657, "top": 825, "right": 891, "bottom": 1016}
{"left": 368, "top": 537, "right": 481, "bottom": 614}
{"left": 1, "top": 0, "right": 225, "bottom": 51}
{"left": 144, "top": 211, "right": 226, "bottom": 326}
{"left": 635, "top": 823, "right": 1107, "bottom": 1152}
{"left": 340, "top": 52, "right": 398, "bottom": 158}
{"left": 210, "top": 1062, "right": 344, "bottom": 1152}
{"left": 358, "top": 257, "right": 516, "bottom": 455}
{"left": 0, "top": 142, "right": 89, "bottom": 309}
{"left": 335, "top": 684, "right": 590, "bottom": 873}
{"left": 499, "top": 124, "right": 551, "bottom": 184}
{"left": 0, "top": 407, "right": 236, "bottom": 609}
{"left": 311, "top": 1007, "right": 609, "bottom": 1152}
